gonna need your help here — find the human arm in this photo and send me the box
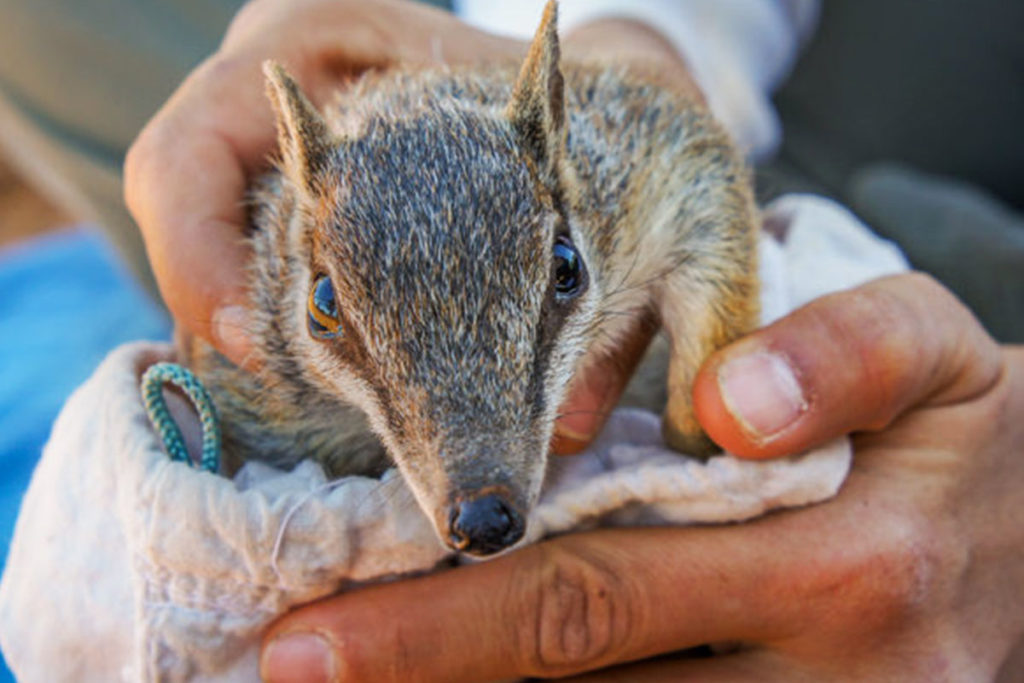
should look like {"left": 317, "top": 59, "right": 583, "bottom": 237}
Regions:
{"left": 259, "top": 273, "right": 1024, "bottom": 681}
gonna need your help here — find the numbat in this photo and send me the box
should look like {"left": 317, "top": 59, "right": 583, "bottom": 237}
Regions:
{"left": 182, "top": 1, "right": 759, "bottom": 556}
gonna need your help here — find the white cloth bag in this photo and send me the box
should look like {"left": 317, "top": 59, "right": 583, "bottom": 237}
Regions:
{"left": 0, "top": 195, "right": 906, "bottom": 681}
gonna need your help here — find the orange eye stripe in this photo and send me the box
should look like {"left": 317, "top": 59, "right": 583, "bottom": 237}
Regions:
{"left": 307, "top": 286, "right": 341, "bottom": 334}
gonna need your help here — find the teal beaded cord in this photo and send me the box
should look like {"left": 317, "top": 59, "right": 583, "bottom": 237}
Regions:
{"left": 141, "top": 362, "right": 222, "bottom": 473}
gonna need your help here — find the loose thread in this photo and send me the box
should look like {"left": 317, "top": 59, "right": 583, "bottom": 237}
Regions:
{"left": 270, "top": 478, "right": 348, "bottom": 584}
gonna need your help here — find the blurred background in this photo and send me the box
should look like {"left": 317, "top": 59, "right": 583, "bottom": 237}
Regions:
{"left": 0, "top": 156, "right": 169, "bottom": 681}
{"left": 0, "top": 159, "right": 67, "bottom": 247}
{"left": 0, "top": 155, "right": 170, "bottom": 554}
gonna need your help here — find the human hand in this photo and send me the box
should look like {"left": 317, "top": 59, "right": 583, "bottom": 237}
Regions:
{"left": 563, "top": 18, "right": 703, "bottom": 101}
{"left": 124, "top": 0, "right": 523, "bottom": 367}
{"left": 260, "top": 273, "right": 1024, "bottom": 682}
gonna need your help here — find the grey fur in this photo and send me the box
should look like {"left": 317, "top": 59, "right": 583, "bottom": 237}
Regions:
{"left": 184, "top": 3, "right": 759, "bottom": 550}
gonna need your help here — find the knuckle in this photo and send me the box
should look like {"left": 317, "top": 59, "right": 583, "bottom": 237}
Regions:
{"left": 864, "top": 521, "right": 943, "bottom": 615}
{"left": 899, "top": 270, "right": 951, "bottom": 301}
{"left": 182, "top": 51, "right": 253, "bottom": 106}
{"left": 814, "top": 511, "right": 957, "bottom": 631}
{"left": 878, "top": 272, "right": 1001, "bottom": 405}
{"left": 808, "top": 273, "right": 989, "bottom": 427}
{"left": 123, "top": 127, "right": 168, "bottom": 227}
{"left": 510, "top": 544, "right": 636, "bottom": 677}
{"left": 893, "top": 272, "right": 976, "bottom": 344}
{"left": 200, "top": 51, "right": 251, "bottom": 84}
{"left": 803, "top": 285, "right": 918, "bottom": 421}
{"left": 223, "top": 0, "right": 273, "bottom": 44}
{"left": 123, "top": 132, "right": 145, "bottom": 179}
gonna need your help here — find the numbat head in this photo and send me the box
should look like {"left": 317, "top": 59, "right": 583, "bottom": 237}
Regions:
{"left": 188, "top": 1, "right": 759, "bottom": 556}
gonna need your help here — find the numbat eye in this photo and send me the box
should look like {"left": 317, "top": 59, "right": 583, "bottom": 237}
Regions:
{"left": 553, "top": 235, "right": 585, "bottom": 298}
{"left": 308, "top": 275, "right": 341, "bottom": 339}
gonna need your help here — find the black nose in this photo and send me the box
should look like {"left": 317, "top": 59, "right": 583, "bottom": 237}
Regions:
{"left": 448, "top": 494, "right": 525, "bottom": 556}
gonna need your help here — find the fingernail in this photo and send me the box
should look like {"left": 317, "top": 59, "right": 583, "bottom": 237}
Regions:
{"left": 551, "top": 423, "right": 591, "bottom": 455}
{"left": 553, "top": 420, "right": 591, "bottom": 444}
{"left": 262, "top": 632, "right": 335, "bottom": 683}
{"left": 212, "top": 305, "right": 252, "bottom": 361}
{"left": 717, "top": 351, "right": 807, "bottom": 440}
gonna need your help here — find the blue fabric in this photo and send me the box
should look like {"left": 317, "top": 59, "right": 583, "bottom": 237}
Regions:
{"left": 0, "top": 228, "right": 170, "bottom": 680}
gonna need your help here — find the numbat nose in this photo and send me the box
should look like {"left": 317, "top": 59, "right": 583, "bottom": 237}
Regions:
{"left": 448, "top": 493, "right": 525, "bottom": 556}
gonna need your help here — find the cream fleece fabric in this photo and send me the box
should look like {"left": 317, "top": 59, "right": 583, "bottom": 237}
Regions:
{"left": 0, "top": 194, "right": 906, "bottom": 681}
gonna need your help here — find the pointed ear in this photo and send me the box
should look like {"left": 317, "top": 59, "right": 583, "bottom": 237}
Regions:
{"left": 506, "top": 0, "right": 565, "bottom": 178}
{"left": 263, "top": 60, "right": 333, "bottom": 192}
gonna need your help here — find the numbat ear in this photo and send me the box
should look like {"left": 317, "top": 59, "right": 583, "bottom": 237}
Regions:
{"left": 263, "top": 60, "right": 333, "bottom": 193}
{"left": 506, "top": 0, "right": 565, "bottom": 181}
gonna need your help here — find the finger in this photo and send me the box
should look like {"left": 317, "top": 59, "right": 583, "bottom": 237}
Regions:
{"left": 260, "top": 524, "right": 822, "bottom": 683}
{"left": 563, "top": 649, "right": 785, "bottom": 682}
{"left": 226, "top": 0, "right": 523, "bottom": 81}
{"left": 552, "top": 310, "right": 658, "bottom": 455}
{"left": 125, "top": 56, "right": 275, "bottom": 367}
{"left": 693, "top": 273, "right": 1004, "bottom": 459}
{"left": 126, "top": 122, "right": 255, "bottom": 366}
{"left": 564, "top": 19, "right": 704, "bottom": 102}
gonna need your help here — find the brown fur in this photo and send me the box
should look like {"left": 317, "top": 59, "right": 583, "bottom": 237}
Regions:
{"left": 184, "top": 1, "right": 759, "bottom": 551}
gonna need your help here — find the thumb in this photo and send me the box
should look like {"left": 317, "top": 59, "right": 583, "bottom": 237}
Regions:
{"left": 552, "top": 311, "right": 658, "bottom": 455}
{"left": 694, "top": 273, "right": 1003, "bottom": 459}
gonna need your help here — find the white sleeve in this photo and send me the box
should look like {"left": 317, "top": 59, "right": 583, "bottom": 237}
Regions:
{"left": 453, "top": 0, "right": 819, "bottom": 160}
